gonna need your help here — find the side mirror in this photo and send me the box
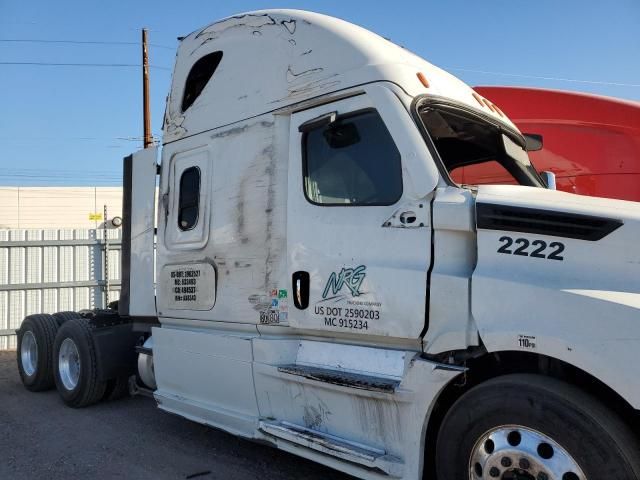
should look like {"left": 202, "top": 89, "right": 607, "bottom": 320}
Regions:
{"left": 541, "top": 171, "right": 556, "bottom": 190}
{"left": 524, "top": 133, "right": 543, "bottom": 152}
{"left": 323, "top": 122, "right": 360, "bottom": 148}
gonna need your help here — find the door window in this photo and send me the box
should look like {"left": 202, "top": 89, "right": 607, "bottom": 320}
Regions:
{"left": 178, "top": 166, "right": 201, "bottom": 231}
{"left": 164, "top": 147, "right": 210, "bottom": 250}
{"left": 182, "top": 51, "right": 223, "bottom": 112}
{"left": 303, "top": 110, "right": 402, "bottom": 206}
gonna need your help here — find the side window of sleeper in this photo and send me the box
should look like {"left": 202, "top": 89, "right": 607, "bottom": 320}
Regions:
{"left": 303, "top": 110, "right": 403, "bottom": 206}
{"left": 178, "top": 166, "right": 200, "bottom": 231}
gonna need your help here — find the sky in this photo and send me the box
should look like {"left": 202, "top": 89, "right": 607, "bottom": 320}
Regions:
{"left": 1, "top": 0, "right": 639, "bottom": 186}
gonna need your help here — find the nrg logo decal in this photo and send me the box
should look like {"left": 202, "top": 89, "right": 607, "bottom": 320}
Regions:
{"left": 322, "top": 265, "right": 366, "bottom": 299}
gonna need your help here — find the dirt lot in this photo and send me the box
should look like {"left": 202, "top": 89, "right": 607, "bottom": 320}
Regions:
{"left": 0, "top": 351, "right": 350, "bottom": 480}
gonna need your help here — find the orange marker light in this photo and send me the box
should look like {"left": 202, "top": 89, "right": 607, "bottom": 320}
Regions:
{"left": 482, "top": 98, "right": 498, "bottom": 113}
{"left": 416, "top": 72, "right": 430, "bottom": 88}
{"left": 472, "top": 92, "right": 485, "bottom": 107}
{"left": 492, "top": 103, "right": 505, "bottom": 117}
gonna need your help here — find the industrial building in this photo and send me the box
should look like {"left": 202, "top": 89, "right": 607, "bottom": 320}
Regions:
{"left": 0, "top": 187, "right": 124, "bottom": 229}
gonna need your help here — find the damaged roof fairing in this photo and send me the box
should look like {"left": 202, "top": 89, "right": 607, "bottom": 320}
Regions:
{"left": 163, "top": 9, "right": 515, "bottom": 144}
{"left": 164, "top": 11, "right": 362, "bottom": 143}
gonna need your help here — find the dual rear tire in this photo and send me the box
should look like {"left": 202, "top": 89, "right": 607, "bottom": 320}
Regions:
{"left": 53, "top": 318, "right": 108, "bottom": 407}
{"left": 16, "top": 314, "right": 59, "bottom": 391}
{"left": 17, "top": 314, "right": 129, "bottom": 407}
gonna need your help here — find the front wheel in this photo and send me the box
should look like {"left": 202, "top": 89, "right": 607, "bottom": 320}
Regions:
{"left": 436, "top": 374, "right": 640, "bottom": 480}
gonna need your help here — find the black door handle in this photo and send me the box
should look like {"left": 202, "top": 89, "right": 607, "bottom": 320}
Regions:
{"left": 400, "top": 211, "right": 417, "bottom": 224}
{"left": 292, "top": 271, "right": 310, "bottom": 310}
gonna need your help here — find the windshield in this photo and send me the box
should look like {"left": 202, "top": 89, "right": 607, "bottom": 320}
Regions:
{"left": 417, "top": 104, "right": 544, "bottom": 187}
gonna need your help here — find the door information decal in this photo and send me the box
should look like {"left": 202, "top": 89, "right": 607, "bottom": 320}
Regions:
{"left": 171, "top": 269, "right": 200, "bottom": 302}
{"left": 160, "top": 263, "right": 216, "bottom": 311}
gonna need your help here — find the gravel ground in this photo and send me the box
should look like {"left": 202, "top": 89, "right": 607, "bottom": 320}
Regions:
{"left": 0, "top": 350, "right": 350, "bottom": 480}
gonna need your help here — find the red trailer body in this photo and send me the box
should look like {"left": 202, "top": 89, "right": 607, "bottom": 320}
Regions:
{"left": 460, "top": 86, "right": 640, "bottom": 202}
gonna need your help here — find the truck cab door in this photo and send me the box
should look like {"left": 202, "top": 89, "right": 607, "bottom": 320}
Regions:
{"left": 157, "top": 146, "right": 216, "bottom": 315}
{"left": 285, "top": 86, "right": 438, "bottom": 340}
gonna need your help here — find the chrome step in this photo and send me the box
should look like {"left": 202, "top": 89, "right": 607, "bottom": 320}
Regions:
{"left": 259, "top": 420, "right": 404, "bottom": 477}
{"left": 277, "top": 364, "right": 400, "bottom": 393}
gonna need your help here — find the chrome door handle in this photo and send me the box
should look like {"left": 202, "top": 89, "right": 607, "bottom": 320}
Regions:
{"left": 292, "top": 271, "right": 310, "bottom": 309}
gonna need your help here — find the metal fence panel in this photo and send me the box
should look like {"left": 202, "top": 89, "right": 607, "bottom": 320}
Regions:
{"left": 0, "top": 228, "right": 122, "bottom": 350}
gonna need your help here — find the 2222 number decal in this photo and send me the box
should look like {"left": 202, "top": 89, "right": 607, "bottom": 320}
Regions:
{"left": 497, "top": 236, "right": 565, "bottom": 261}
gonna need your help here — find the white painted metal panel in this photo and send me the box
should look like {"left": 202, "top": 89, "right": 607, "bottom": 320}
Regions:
{"left": 285, "top": 90, "right": 433, "bottom": 339}
{"left": 124, "top": 147, "right": 157, "bottom": 317}
{"left": 153, "top": 326, "right": 259, "bottom": 437}
{"left": 157, "top": 114, "right": 288, "bottom": 325}
{"left": 164, "top": 10, "right": 515, "bottom": 144}
{"left": 0, "top": 228, "right": 123, "bottom": 349}
{"left": 296, "top": 341, "right": 406, "bottom": 379}
{"left": 473, "top": 185, "right": 640, "bottom": 409}
{"left": 164, "top": 147, "right": 211, "bottom": 250}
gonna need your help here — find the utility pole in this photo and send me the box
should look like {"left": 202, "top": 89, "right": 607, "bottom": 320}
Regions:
{"left": 142, "top": 28, "right": 152, "bottom": 148}
{"left": 103, "top": 204, "right": 109, "bottom": 308}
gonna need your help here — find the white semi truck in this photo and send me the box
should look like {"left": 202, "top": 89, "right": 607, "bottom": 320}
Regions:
{"left": 15, "top": 10, "right": 640, "bottom": 480}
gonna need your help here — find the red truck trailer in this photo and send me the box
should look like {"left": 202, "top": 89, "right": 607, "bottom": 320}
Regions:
{"left": 464, "top": 86, "right": 640, "bottom": 202}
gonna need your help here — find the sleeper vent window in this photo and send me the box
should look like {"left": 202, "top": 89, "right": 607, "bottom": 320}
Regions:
{"left": 181, "top": 51, "right": 223, "bottom": 112}
{"left": 178, "top": 167, "right": 200, "bottom": 231}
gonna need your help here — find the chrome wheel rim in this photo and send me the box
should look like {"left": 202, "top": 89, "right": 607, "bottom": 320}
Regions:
{"left": 59, "top": 338, "right": 80, "bottom": 390}
{"left": 20, "top": 331, "right": 38, "bottom": 376}
{"left": 469, "top": 425, "right": 586, "bottom": 480}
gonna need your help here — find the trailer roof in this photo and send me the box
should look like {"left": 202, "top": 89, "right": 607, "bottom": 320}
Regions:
{"left": 163, "top": 10, "right": 514, "bottom": 143}
{"left": 475, "top": 86, "right": 640, "bottom": 130}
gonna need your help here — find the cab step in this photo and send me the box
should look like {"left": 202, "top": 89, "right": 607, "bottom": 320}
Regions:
{"left": 259, "top": 420, "right": 404, "bottom": 477}
{"left": 278, "top": 364, "right": 399, "bottom": 393}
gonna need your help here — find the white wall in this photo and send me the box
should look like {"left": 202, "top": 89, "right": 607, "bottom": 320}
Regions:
{"left": 0, "top": 187, "right": 123, "bottom": 229}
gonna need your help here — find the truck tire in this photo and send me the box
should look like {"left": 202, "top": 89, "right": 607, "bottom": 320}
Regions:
{"left": 16, "top": 314, "right": 59, "bottom": 391}
{"left": 436, "top": 374, "right": 640, "bottom": 480}
{"left": 52, "top": 311, "right": 82, "bottom": 326}
{"left": 53, "top": 318, "right": 107, "bottom": 408}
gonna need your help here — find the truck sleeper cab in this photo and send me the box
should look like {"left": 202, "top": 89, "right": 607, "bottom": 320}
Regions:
{"left": 16, "top": 9, "right": 640, "bottom": 480}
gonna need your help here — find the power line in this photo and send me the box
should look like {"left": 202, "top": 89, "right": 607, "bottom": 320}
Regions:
{"left": 447, "top": 67, "right": 640, "bottom": 88}
{"left": 0, "top": 61, "right": 171, "bottom": 70}
{"left": 0, "top": 170, "right": 121, "bottom": 175}
{"left": 0, "top": 38, "right": 173, "bottom": 49}
{"left": 0, "top": 135, "right": 161, "bottom": 141}
{"left": 0, "top": 169, "right": 123, "bottom": 180}
{"left": 0, "top": 175, "right": 121, "bottom": 180}
{"left": 4, "top": 58, "right": 635, "bottom": 88}
{"left": 0, "top": 171, "right": 121, "bottom": 176}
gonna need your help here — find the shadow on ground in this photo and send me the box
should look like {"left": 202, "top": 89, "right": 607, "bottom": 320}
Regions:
{"left": 0, "top": 351, "right": 351, "bottom": 480}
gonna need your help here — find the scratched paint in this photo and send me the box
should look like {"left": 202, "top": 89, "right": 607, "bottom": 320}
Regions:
{"left": 157, "top": 112, "right": 287, "bottom": 325}
{"left": 164, "top": 9, "right": 513, "bottom": 145}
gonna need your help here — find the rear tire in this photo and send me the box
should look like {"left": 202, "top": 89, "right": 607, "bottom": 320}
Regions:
{"left": 53, "top": 318, "right": 107, "bottom": 408}
{"left": 52, "top": 311, "right": 82, "bottom": 326}
{"left": 436, "top": 374, "right": 640, "bottom": 480}
{"left": 16, "top": 314, "right": 59, "bottom": 391}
